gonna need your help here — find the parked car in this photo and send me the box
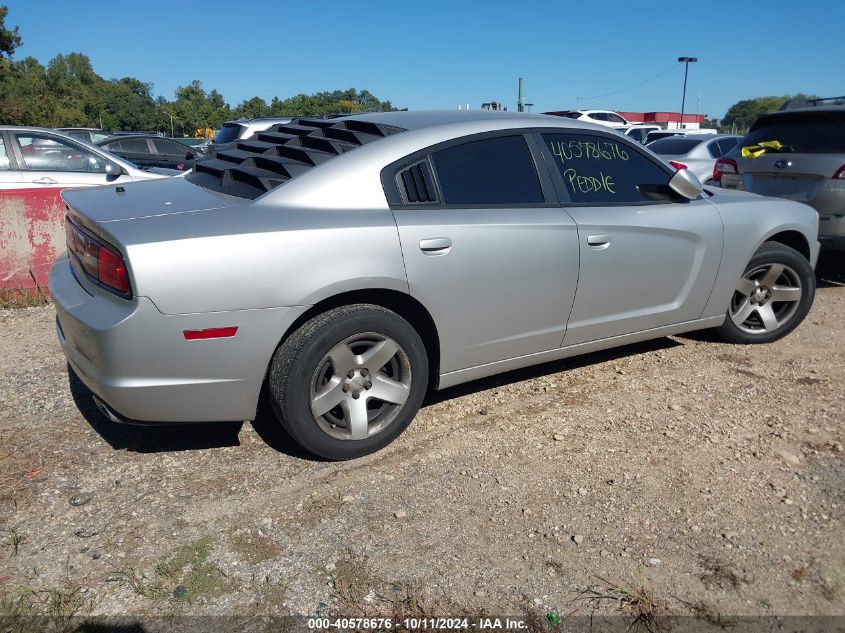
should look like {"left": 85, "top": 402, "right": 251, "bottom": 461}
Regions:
{"left": 0, "top": 126, "right": 177, "bottom": 295}
{"left": 207, "top": 117, "right": 295, "bottom": 153}
{"left": 544, "top": 109, "right": 632, "bottom": 128}
{"left": 57, "top": 127, "right": 110, "bottom": 144}
{"left": 714, "top": 103, "right": 845, "bottom": 251}
{"left": 50, "top": 111, "right": 819, "bottom": 460}
{"left": 0, "top": 126, "right": 177, "bottom": 190}
{"left": 645, "top": 128, "right": 718, "bottom": 144}
{"left": 97, "top": 134, "right": 199, "bottom": 171}
{"left": 648, "top": 134, "right": 741, "bottom": 184}
{"left": 618, "top": 124, "right": 662, "bottom": 144}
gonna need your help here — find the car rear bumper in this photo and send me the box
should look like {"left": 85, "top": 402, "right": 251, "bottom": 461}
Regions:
{"left": 49, "top": 254, "right": 307, "bottom": 423}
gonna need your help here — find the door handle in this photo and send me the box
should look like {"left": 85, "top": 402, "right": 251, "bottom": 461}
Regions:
{"left": 587, "top": 234, "right": 611, "bottom": 249}
{"left": 419, "top": 237, "right": 452, "bottom": 255}
{"left": 32, "top": 177, "right": 58, "bottom": 185}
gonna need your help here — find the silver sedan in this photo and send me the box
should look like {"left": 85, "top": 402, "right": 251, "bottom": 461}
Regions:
{"left": 647, "top": 133, "right": 742, "bottom": 184}
{"left": 49, "top": 111, "right": 819, "bottom": 459}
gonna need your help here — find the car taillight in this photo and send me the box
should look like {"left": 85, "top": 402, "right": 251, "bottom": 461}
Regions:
{"left": 669, "top": 160, "right": 687, "bottom": 170}
{"left": 97, "top": 246, "right": 130, "bottom": 294}
{"left": 713, "top": 157, "right": 738, "bottom": 183}
{"left": 833, "top": 164, "right": 845, "bottom": 179}
{"left": 65, "top": 216, "right": 131, "bottom": 297}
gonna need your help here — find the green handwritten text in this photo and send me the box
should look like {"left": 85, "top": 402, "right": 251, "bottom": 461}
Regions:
{"left": 563, "top": 168, "right": 616, "bottom": 195}
{"left": 550, "top": 140, "right": 628, "bottom": 162}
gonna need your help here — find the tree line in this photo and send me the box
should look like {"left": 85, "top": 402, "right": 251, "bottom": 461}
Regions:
{"left": 0, "top": 7, "right": 396, "bottom": 136}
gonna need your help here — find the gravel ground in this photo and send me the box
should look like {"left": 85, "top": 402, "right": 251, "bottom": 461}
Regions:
{"left": 1, "top": 256, "right": 844, "bottom": 628}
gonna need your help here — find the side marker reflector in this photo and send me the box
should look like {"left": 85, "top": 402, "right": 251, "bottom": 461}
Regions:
{"left": 183, "top": 326, "right": 239, "bottom": 340}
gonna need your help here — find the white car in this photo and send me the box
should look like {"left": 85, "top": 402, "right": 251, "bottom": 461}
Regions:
{"left": 0, "top": 126, "right": 177, "bottom": 190}
{"left": 618, "top": 124, "right": 662, "bottom": 144}
{"left": 552, "top": 109, "right": 633, "bottom": 128}
{"left": 0, "top": 126, "right": 177, "bottom": 295}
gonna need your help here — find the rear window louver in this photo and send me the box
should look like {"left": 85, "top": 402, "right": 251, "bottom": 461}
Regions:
{"left": 188, "top": 117, "right": 405, "bottom": 199}
{"left": 398, "top": 160, "right": 438, "bottom": 203}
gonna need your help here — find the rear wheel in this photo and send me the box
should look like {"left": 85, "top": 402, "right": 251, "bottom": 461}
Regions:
{"left": 268, "top": 304, "right": 428, "bottom": 460}
{"left": 715, "top": 242, "right": 815, "bottom": 344}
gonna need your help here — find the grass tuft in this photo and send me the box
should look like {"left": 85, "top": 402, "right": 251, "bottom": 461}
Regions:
{"left": 0, "top": 288, "right": 50, "bottom": 309}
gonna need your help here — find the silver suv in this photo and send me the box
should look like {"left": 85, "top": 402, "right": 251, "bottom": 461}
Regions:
{"left": 715, "top": 100, "right": 845, "bottom": 251}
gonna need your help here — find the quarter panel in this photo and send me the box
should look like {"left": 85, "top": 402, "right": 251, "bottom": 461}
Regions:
{"left": 702, "top": 190, "right": 819, "bottom": 318}
{"left": 124, "top": 206, "right": 408, "bottom": 314}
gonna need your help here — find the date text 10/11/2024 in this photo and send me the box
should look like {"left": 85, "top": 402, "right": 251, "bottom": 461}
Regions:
{"left": 307, "top": 617, "right": 529, "bottom": 630}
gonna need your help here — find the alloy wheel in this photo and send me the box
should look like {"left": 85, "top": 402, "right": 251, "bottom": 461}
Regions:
{"left": 729, "top": 263, "right": 803, "bottom": 335}
{"left": 309, "top": 332, "right": 412, "bottom": 441}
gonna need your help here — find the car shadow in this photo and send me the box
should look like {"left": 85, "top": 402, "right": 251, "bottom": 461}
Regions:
{"left": 68, "top": 367, "right": 243, "bottom": 453}
{"left": 816, "top": 251, "right": 845, "bottom": 288}
{"left": 424, "top": 336, "right": 682, "bottom": 407}
{"left": 249, "top": 384, "right": 324, "bottom": 461}
{"left": 70, "top": 338, "right": 683, "bottom": 458}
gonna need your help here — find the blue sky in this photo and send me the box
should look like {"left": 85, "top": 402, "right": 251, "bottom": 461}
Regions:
{"left": 6, "top": 0, "right": 843, "bottom": 118}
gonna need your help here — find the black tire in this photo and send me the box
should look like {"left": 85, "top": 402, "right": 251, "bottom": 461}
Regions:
{"left": 268, "top": 304, "right": 428, "bottom": 460}
{"left": 714, "top": 241, "right": 815, "bottom": 344}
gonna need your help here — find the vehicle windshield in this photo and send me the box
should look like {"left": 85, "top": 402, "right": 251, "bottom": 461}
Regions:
{"left": 213, "top": 124, "right": 244, "bottom": 144}
{"left": 743, "top": 112, "right": 845, "bottom": 153}
{"left": 647, "top": 138, "right": 702, "bottom": 155}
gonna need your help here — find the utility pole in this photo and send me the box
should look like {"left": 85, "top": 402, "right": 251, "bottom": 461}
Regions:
{"left": 677, "top": 57, "right": 698, "bottom": 130}
{"left": 517, "top": 77, "right": 525, "bottom": 113}
{"left": 162, "top": 109, "right": 176, "bottom": 138}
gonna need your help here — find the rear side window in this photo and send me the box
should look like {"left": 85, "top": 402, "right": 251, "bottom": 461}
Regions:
{"left": 744, "top": 112, "right": 845, "bottom": 153}
{"left": 717, "top": 137, "right": 739, "bottom": 156}
{"left": 430, "top": 135, "right": 544, "bottom": 205}
{"left": 213, "top": 124, "right": 243, "bottom": 144}
{"left": 119, "top": 138, "right": 150, "bottom": 153}
{"left": 153, "top": 139, "right": 186, "bottom": 154}
{"left": 543, "top": 133, "right": 670, "bottom": 205}
{"left": 648, "top": 137, "right": 702, "bottom": 155}
{"left": 626, "top": 128, "right": 647, "bottom": 143}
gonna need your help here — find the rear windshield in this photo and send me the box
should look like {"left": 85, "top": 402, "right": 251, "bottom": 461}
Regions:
{"left": 213, "top": 124, "right": 244, "bottom": 144}
{"left": 647, "top": 138, "right": 702, "bottom": 155}
{"left": 743, "top": 112, "right": 845, "bottom": 154}
{"left": 646, "top": 132, "right": 680, "bottom": 143}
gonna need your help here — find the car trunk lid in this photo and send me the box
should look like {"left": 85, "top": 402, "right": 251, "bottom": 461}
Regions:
{"left": 62, "top": 177, "right": 240, "bottom": 226}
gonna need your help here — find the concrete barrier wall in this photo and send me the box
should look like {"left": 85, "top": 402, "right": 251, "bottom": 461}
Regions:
{"left": 0, "top": 188, "right": 66, "bottom": 292}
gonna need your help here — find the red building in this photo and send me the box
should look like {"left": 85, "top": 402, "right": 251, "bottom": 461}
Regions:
{"left": 618, "top": 111, "right": 705, "bottom": 129}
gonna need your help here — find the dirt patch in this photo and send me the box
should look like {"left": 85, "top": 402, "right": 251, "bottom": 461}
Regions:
{"left": 0, "top": 276, "right": 843, "bottom": 623}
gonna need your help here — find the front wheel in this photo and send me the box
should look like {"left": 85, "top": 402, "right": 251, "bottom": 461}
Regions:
{"left": 714, "top": 241, "right": 815, "bottom": 344}
{"left": 268, "top": 304, "right": 428, "bottom": 460}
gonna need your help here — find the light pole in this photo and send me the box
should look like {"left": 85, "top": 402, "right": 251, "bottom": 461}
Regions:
{"left": 162, "top": 109, "right": 175, "bottom": 138}
{"left": 677, "top": 56, "right": 697, "bottom": 130}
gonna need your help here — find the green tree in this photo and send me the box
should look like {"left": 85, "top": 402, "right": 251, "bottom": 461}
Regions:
{"left": 0, "top": 57, "right": 53, "bottom": 124}
{"left": 0, "top": 5, "right": 21, "bottom": 58}
{"left": 722, "top": 94, "right": 820, "bottom": 133}
{"left": 170, "top": 80, "right": 232, "bottom": 134}
{"left": 233, "top": 96, "right": 270, "bottom": 119}
{"left": 268, "top": 88, "right": 396, "bottom": 116}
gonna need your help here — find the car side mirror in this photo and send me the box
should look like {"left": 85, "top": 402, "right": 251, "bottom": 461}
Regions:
{"left": 668, "top": 168, "right": 703, "bottom": 200}
{"left": 105, "top": 161, "right": 123, "bottom": 178}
